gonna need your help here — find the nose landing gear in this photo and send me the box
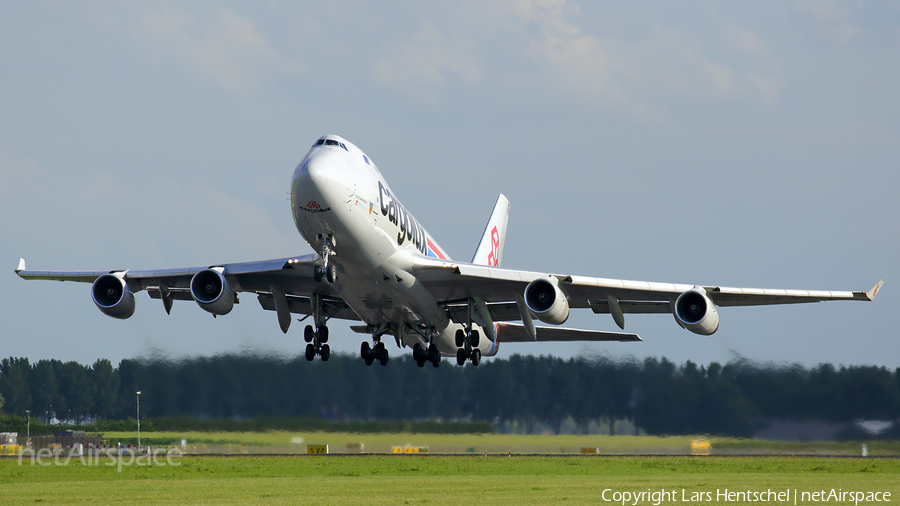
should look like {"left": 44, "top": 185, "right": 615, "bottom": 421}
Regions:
{"left": 313, "top": 235, "right": 337, "bottom": 283}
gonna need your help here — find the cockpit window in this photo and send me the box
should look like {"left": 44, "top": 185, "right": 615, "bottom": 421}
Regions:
{"left": 362, "top": 154, "right": 370, "bottom": 165}
{"left": 321, "top": 140, "right": 348, "bottom": 151}
{"left": 315, "top": 138, "right": 349, "bottom": 151}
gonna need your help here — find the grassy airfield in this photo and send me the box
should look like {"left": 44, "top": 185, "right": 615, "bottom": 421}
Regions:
{"left": 1, "top": 454, "right": 898, "bottom": 505}
{"left": 98, "top": 431, "right": 900, "bottom": 456}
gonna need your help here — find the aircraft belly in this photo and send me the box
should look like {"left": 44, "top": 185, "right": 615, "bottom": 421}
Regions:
{"left": 331, "top": 204, "right": 392, "bottom": 276}
{"left": 332, "top": 267, "right": 449, "bottom": 330}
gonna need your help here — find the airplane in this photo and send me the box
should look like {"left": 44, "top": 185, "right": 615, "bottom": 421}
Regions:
{"left": 16, "top": 135, "right": 884, "bottom": 368}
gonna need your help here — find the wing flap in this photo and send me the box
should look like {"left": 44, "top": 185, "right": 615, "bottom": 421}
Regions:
{"left": 444, "top": 301, "right": 521, "bottom": 323}
{"left": 588, "top": 299, "right": 672, "bottom": 314}
{"left": 497, "top": 322, "right": 641, "bottom": 342}
{"left": 256, "top": 293, "right": 361, "bottom": 321}
{"left": 708, "top": 285, "right": 874, "bottom": 306}
{"left": 147, "top": 288, "right": 195, "bottom": 302}
{"left": 16, "top": 269, "right": 111, "bottom": 283}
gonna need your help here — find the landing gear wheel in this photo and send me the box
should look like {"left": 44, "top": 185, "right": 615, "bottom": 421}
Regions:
{"left": 304, "top": 325, "right": 314, "bottom": 343}
{"left": 457, "top": 349, "right": 467, "bottom": 366}
{"left": 374, "top": 341, "right": 389, "bottom": 366}
{"left": 412, "top": 343, "right": 426, "bottom": 367}
{"left": 428, "top": 343, "right": 440, "bottom": 368}
{"left": 471, "top": 349, "right": 482, "bottom": 367}
{"left": 318, "top": 325, "right": 329, "bottom": 343}
{"left": 455, "top": 329, "right": 465, "bottom": 348}
{"left": 361, "top": 341, "right": 374, "bottom": 366}
{"left": 320, "top": 344, "right": 330, "bottom": 361}
{"left": 469, "top": 330, "right": 480, "bottom": 347}
{"left": 326, "top": 264, "right": 337, "bottom": 284}
{"left": 313, "top": 265, "right": 324, "bottom": 283}
{"left": 305, "top": 343, "right": 316, "bottom": 361}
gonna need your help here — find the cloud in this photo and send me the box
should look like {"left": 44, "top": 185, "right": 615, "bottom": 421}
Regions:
{"left": 139, "top": 7, "right": 302, "bottom": 93}
{"left": 512, "top": 0, "right": 621, "bottom": 105}
{"left": 374, "top": 24, "right": 483, "bottom": 103}
{"left": 501, "top": 1, "right": 783, "bottom": 118}
{"left": 722, "top": 24, "right": 782, "bottom": 102}
{"left": 0, "top": 150, "right": 41, "bottom": 185}
{"left": 344, "top": 1, "right": 787, "bottom": 119}
{"left": 793, "top": 0, "right": 863, "bottom": 45}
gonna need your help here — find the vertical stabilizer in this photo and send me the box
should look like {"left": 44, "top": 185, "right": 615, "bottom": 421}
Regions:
{"left": 471, "top": 194, "right": 510, "bottom": 267}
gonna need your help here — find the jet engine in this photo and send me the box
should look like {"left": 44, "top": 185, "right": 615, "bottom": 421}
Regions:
{"left": 524, "top": 277, "right": 569, "bottom": 325}
{"left": 190, "top": 269, "right": 234, "bottom": 316}
{"left": 673, "top": 288, "right": 719, "bottom": 335}
{"left": 91, "top": 274, "right": 135, "bottom": 319}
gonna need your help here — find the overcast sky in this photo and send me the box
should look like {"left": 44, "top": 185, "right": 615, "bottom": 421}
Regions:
{"left": 2, "top": 1, "right": 897, "bottom": 369}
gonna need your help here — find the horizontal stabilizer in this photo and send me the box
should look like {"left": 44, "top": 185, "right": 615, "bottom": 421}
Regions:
{"left": 497, "top": 322, "right": 641, "bottom": 343}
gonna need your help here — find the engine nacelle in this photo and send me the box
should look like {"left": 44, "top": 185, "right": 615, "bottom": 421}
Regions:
{"left": 91, "top": 274, "right": 135, "bottom": 319}
{"left": 674, "top": 288, "right": 719, "bottom": 335}
{"left": 190, "top": 269, "right": 234, "bottom": 316}
{"left": 524, "top": 277, "right": 569, "bottom": 325}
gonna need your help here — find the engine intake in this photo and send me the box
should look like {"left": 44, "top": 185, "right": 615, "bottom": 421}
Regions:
{"left": 91, "top": 274, "right": 135, "bottom": 319}
{"left": 674, "top": 288, "right": 719, "bottom": 335}
{"left": 190, "top": 269, "right": 234, "bottom": 316}
{"left": 524, "top": 277, "right": 569, "bottom": 325}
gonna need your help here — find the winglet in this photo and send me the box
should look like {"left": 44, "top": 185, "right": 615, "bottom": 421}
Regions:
{"left": 866, "top": 280, "right": 884, "bottom": 301}
{"left": 15, "top": 258, "right": 25, "bottom": 274}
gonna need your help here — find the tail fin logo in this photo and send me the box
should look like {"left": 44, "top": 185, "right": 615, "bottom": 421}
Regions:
{"left": 471, "top": 194, "right": 509, "bottom": 267}
{"left": 487, "top": 226, "right": 500, "bottom": 267}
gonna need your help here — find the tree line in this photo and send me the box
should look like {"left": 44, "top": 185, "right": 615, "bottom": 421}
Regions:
{"left": 1, "top": 354, "right": 899, "bottom": 437}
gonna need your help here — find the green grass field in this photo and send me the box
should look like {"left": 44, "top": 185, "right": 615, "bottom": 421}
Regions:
{"left": 101, "top": 431, "right": 698, "bottom": 455}
{"left": 96, "top": 431, "right": 900, "bottom": 456}
{"left": 1, "top": 454, "right": 898, "bottom": 505}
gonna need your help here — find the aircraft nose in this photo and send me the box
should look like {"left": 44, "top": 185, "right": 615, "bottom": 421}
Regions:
{"left": 305, "top": 159, "right": 328, "bottom": 188}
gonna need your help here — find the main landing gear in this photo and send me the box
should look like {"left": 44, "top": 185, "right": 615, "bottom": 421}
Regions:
{"left": 413, "top": 341, "right": 441, "bottom": 368}
{"left": 304, "top": 324, "right": 330, "bottom": 362}
{"left": 455, "top": 328, "right": 482, "bottom": 366}
{"left": 360, "top": 323, "right": 390, "bottom": 366}
{"left": 303, "top": 292, "right": 331, "bottom": 362}
{"left": 361, "top": 340, "right": 389, "bottom": 366}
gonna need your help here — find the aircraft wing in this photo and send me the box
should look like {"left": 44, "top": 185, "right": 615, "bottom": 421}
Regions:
{"left": 15, "top": 256, "right": 361, "bottom": 329}
{"left": 411, "top": 255, "right": 882, "bottom": 327}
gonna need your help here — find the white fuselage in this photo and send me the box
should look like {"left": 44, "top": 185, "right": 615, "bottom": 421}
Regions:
{"left": 290, "top": 135, "right": 496, "bottom": 357}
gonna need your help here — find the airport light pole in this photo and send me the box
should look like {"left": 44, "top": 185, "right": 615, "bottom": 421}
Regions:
{"left": 25, "top": 410, "right": 30, "bottom": 447}
{"left": 136, "top": 391, "right": 141, "bottom": 450}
